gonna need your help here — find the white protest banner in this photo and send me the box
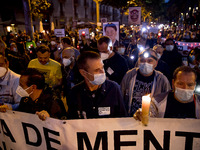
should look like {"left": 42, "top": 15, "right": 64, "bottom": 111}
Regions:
{"left": 0, "top": 111, "right": 200, "bottom": 150}
{"left": 54, "top": 29, "right": 65, "bottom": 37}
{"left": 128, "top": 7, "right": 141, "bottom": 25}
{"left": 176, "top": 41, "right": 200, "bottom": 51}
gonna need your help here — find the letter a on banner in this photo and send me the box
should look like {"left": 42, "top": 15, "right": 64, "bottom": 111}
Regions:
{"left": 128, "top": 7, "right": 141, "bottom": 25}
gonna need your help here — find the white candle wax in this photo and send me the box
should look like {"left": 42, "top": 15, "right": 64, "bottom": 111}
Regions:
{"left": 142, "top": 94, "right": 151, "bottom": 126}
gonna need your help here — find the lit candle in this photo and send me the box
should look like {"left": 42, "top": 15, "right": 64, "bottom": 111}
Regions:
{"left": 72, "top": 38, "right": 75, "bottom": 47}
{"left": 142, "top": 94, "right": 151, "bottom": 126}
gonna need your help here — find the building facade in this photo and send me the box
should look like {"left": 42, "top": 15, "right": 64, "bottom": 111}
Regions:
{"left": 0, "top": 0, "right": 125, "bottom": 36}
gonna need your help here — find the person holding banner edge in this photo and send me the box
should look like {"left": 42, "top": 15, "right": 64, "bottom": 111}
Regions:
{"left": 16, "top": 68, "right": 67, "bottom": 121}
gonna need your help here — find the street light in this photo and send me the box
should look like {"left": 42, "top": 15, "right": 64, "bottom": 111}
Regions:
{"left": 93, "top": 0, "right": 102, "bottom": 29}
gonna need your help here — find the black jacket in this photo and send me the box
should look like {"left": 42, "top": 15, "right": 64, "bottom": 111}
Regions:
{"left": 68, "top": 80, "right": 127, "bottom": 119}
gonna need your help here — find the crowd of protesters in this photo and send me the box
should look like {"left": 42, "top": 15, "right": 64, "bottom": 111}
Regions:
{"left": 0, "top": 24, "right": 200, "bottom": 121}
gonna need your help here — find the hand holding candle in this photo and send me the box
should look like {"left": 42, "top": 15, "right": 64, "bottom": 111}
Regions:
{"left": 142, "top": 94, "right": 151, "bottom": 126}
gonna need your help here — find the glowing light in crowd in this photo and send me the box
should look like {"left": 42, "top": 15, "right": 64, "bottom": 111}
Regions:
{"left": 130, "top": 55, "right": 134, "bottom": 59}
{"left": 196, "top": 86, "right": 200, "bottom": 93}
{"left": 7, "top": 26, "right": 12, "bottom": 32}
{"left": 142, "top": 28, "right": 147, "bottom": 32}
{"left": 158, "top": 24, "right": 164, "bottom": 29}
{"left": 144, "top": 52, "right": 149, "bottom": 58}
{"left": 138, "top": 45, "right": 145, "bottom": 52}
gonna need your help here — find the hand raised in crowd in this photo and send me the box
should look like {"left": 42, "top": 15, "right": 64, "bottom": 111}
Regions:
{"left": 0, "top": 105, "right": 10, "bottom": 112}
{"left": 36, "top": 110, "right": 50, "bottom": 121}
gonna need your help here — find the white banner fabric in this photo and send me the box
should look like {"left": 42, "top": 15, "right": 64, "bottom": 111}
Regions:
{"left": 0, "top": 111, "right": 200, "bottom": 150}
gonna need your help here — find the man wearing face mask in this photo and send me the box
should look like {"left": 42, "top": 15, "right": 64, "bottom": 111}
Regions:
{"left": 160, "top": 38, "right": 182, "bottom": 83}
{"left": 125, "top": 36, "right": 139, "bottom": 69}
{"left": 134, "top": 66, "right": 200, "bottom": 121}
{"left": 61, "top": 48, "right": 83, "bottom": 98}
{"left": 28, "top": 45, "right": 62, "bottom": 88}
{"left": 97, "top": 36, "right": 129, "bottom": 84}
{"left": 190, "top": 32, "right": 198, "bottom": 42}
{"left": 0, "top": 54, "right": 21, "bottom": 112}
{"left": 67, "top": 51, "right": 127, "bottom": 119}
{"left": 16, "top": 68, "right": 67, "bottom": 120}
{"left": 121, "top": 49, "right": 171, "bottom": 116}
{"left": 150, "top": 66, "right": 199, "bottom": 118}
{"left": 181, "top": 31, "right": 191, "bottom": 42}
{"left": 146, "top": 32, "right": 157, "bottom": 48}
{"left": 153, "top": 44, "right": 171, "bottom": 81}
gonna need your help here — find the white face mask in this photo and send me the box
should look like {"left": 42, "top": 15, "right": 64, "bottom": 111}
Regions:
{"left": 157, "top": 53, "right": 161, "bottom": 59}
{"left": 143, "top": 34, "right": 148, "bottom": 39}
{"left": 16, "top": 86, "right": 32, "bottom": 97}
{"left": 13, "top": 47, "right": 17, "bottom": 52}
{"left": 139, "top": 63, "right": 154, "bottom": 75}
{"left": 118, "top": 48, "right": 125, "bottom": 55}
{"left": 0, "top": 67, "right": 7, "bottom": 78}
{"left": 63, "top": 58, "right": 72, "bottom": 67}
{"left": 100, "top": 52, "right": 110, "bottom": 61}
{"left": 165, "top": 45, "right": 174, "bottom": 51}
{"left": 50, "top": 41, "right": 56, "bottom": 45}
{"left": 175, "top": 87, "right": 194, "bottom": 102}
{"left": 58, "top": 44, "right": 63, "bottom": 50}
{"left": 90, "top": 73, "right": 106, "bottom": 85}
{"left": 85, "top": 71, "right": 106, "bottom": 85}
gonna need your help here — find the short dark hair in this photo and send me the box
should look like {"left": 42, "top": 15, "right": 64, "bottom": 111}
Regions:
{"left": 173, "top": 66, "right": 197, "bottom": 81}
{"left": 77, "top": 51, "right": 100, "bottom": 71}
{"left": 97, "top": 36, "right": 112, "bottom": 45}
{"left": 104, "top": 23, "right": 117, "bottom": 32}
{"left": 139, "top": 49, "right": 158, "bottom": 61}
{"left": 62, "top": 37, "right": 72, "bottom": 45}
{"left": 165, "top": 38, "right": 174, "bottom": 44}
{"left": 36, "top": 45, "right": 50, "bottom": 53}
{"left": 21, "top": 68, "right": 45, "bottom": 89}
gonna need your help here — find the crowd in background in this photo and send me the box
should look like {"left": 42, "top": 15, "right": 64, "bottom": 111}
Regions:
{"left": 0, "top": 24, "right": 200, "bottom": 120}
